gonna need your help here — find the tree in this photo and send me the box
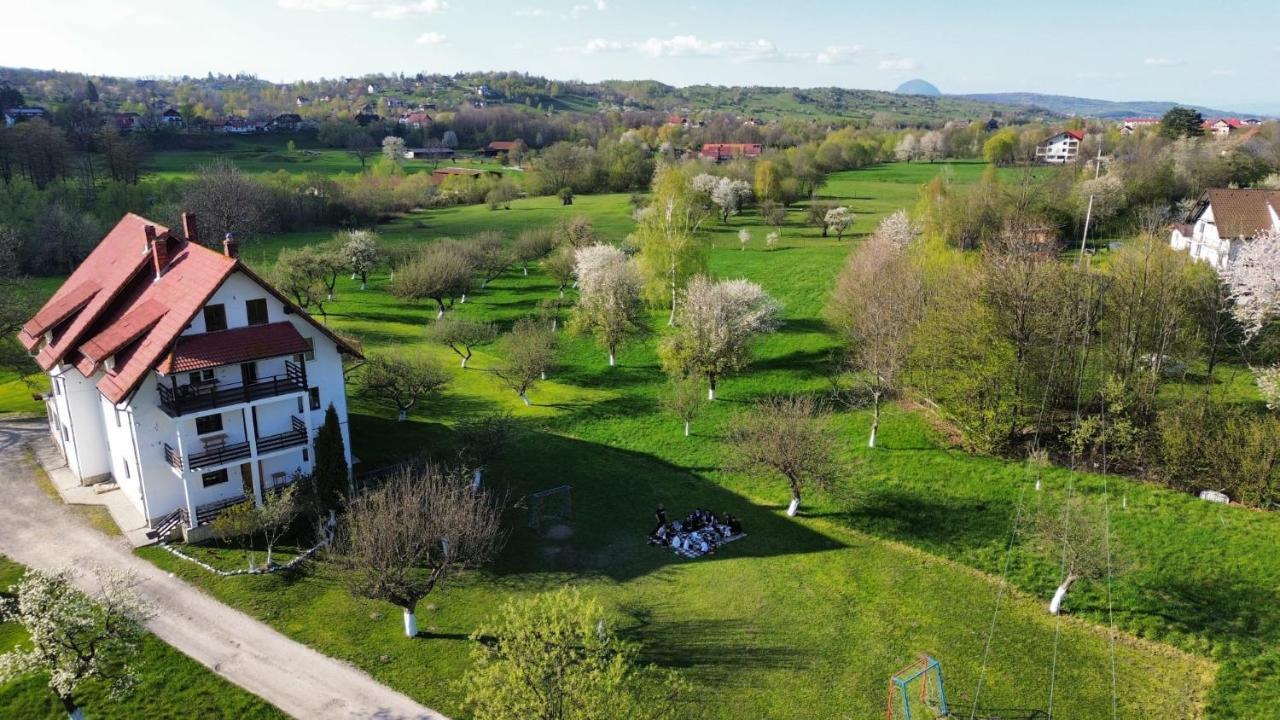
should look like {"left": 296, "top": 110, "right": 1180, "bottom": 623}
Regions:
{"left": 1027, "top": 496, "right": 1117, "bottom": 615}
{"left": 553, "top": 215, "right": 596, "bottom": 249}
{"left": 210, "top": 500, "right": 265, "bottom": 570}
{"left": 182, "top": 159, "right": 273, "bottom": 242}
{"left": 340, "top": 229, "right": 380, "bottom": 290}
{"left": 727, "top": 395, "right": 838, "bottom": 517}
{"left": 485, "top": 180, "right": 519, "bottom": 210}
{"left": 661, "top": 374, "right": 703, "bottom": 437}
{"left": 456, "top": 412, "right": 516, "bottom": 488}
{"left": 709, "top": 176, "right": 752, "bottom": 223}
{"left": 390, "top": 242, "right": 476, "bottom": 318}
{"left": 919, "top": 130, "right": 945, "bottom": 162}
{"left": 0, "top": 568, "right": 151, "bottom": 720}
{"left": 636, "top": 167, "right": 709, "bottom": 325}
{"left": 347, "top": 133, "right": 377, "bottom": 169}
{"left": 760, "top": 200, "right": 787, "bottom": 237}
{"left": 1160, "top": 107, "right": 1206, "bottom": 139}
{"left": 983, "top": 129, "right": 1020, "bottom": 167}
{"left": 754, "top": 160, "right": 781, "bottom": 202}
{"left": 334, "top": 463, "right": 505, "bottom": 638}
{"left": 471, "top": 231, "right": 512, "bottom": 288}
{"left": 823, "top": 206, "right": 854, "bottom": 241}
{"left": 495, "top": 317, "right": 557, "bottom": 405}
{"left": 210, "top": 484, "right": 300, "bottom": 569}
{"left": 273, "top": 245, "right": 343, "bottom": 318}
{"left": 428, "top": 316, "right": 498, "bottom": 368}
{"left": 536, "top": 142, "right": 589, "bottom": 195}
{"left": 543, "top": 245, "right": 578, "bottom": 298}
{"left": 311, "top": 403, "right": 349, "bottom": 512}
{"left": 894, "top": 134, "right": 919, "bottom": 162}
{"left": 381, "top": 135, "right": 406, "bottom": 163}
{"left": 737, "top": 228, "right": 751, "bottom": 251}
{"left": 659, "top": 276, "right": 781, "bottom": 400}
{"left": 826, "top": 221, "right": 922, "bottom": 447}
{"left": 1221, "top": 227, "right": 1280, "bottom": 339}
{"left": 514, "top": 228, "right": 555, "bottom": 275}
{"left": 572, "top": 244, "right": 645, "bottom": 366}
{"left": 807, "top": 201, "right": 837, "bottom": 237}
{"left": 463, "top": 589, "right": 687, "bottom": 720}
{"left": 359, "top": 352, "right": 450, "bottom": 421}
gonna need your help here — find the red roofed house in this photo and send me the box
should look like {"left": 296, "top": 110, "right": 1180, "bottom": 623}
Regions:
{"left": 699, "top": 143, "right": 763, "bottom": 162}
{"left": 1121, "top": 117, "right": 1159, "bottom": 135}
{"left": 1034, "top": 130, "right": 1084, "bottom": 164}
{"left": 481, "top": 140, "right": 519, "bottom": 157}
{"left": 1170, "top": 188, "right": 1280, "bottom": 268}
{"left": 20, "top": 213, "right": 362, "bottom": 540}
{"left": 1204, "top": 118, "right": 1244, "bottom": 138}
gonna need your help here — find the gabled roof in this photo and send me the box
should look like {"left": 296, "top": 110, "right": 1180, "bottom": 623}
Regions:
{"left": 160, "top": 321, "right": 310, "bottom": 374}
{"left": 485, "top": 141, "right": 518, "bottom": 151}
{"left": 78, "top": 299, "right": 168, "bottom": 365}
{"left": 20, "top": 279, "right": 101, "bottom": 348}
{"left": 1201, "top": 189, "right": 1280, "bottom": 239}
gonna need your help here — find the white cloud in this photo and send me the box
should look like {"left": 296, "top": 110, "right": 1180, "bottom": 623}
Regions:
{"left": 569, "top": 0, "right": 607, "bottom": 18}
{"left": 816, "top": 44, "right": 863, "bottom": 65}
{"left": 878, "top": 57, "right": 918, "bottom": 72}
{"left": 277, "top": 0, "right": 447, "bottom": 18}
{"left": 1144, "top": 57, "right": 1183, "bottom": 67}
{"left": 416, "top": 31, "right": 447, "bottom": 45}
{"left": 570, "top": 35, "right": 781, "bottom": 62}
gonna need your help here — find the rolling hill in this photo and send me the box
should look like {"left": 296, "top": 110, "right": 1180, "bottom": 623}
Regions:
{"left": 955, "top": 91, "right": 1261, "bottom": 119}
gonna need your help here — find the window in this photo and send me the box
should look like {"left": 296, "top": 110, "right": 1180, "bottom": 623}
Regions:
{"left": 240, "top": 362, "right": 258, "bottom": 385}
{"left": 61, "top": 424, "right": 70, "bottom": 442}
{"left": 203, "top": 304, "right": 227, "bottom": 332}
{"left": 201, "top": 469, "right": 229, "bottom": 487}
{"left": 309, "top": 387, "right": 321, "bottom": 411}
{"left": 302, "top": 448, "right": 309, "bottom": 463}
{"left": 295, "top": 336, "right": 315, "bottom": 362}
{"left": 246, "top": 298, "right": 269, "bottom": 326}
{"left": 188, "top": 369, "right": 215, "bottom": 384}
{"left": 122, "top": 458, "right": 131, "bottom": 479}
{"left": 296, "top": 397, "right": 304, "bottom": 414}
{"left": 195, "top": 413, "right": 223, "bottom": 436}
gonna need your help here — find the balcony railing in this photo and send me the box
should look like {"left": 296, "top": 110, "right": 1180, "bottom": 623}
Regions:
{"left": 157, "top": 360, "right": 306, "bottom": 417}
{"left": 187, "top": 440, "right": 252, "bottom": 470}
{"left": 257, "top": 416, "right": 308, "bottom": 454}
{"left": 181, "top": 482, "right": 298, "bottom": 528}
{"left": 163, "top": 443, "right": 182, "bottom": 470}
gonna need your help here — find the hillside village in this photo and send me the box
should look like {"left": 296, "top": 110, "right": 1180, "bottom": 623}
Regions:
{"left": 2, "top": 42, "right": 1280, "bottom": 720}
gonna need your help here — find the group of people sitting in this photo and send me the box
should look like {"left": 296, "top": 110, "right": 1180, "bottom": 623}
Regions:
{"left": 648, "top": 505, "right": 745, "bottom": 558}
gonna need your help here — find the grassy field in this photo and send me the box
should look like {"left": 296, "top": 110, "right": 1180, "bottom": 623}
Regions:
{"left": 0, "top": 555, "right": 285, "bottom": 720}
{"left": 122, "top": 161, "right": 1280, "bottom": 719}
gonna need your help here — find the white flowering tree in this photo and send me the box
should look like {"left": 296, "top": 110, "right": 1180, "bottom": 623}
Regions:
{"left": 824, "top": 207, "right": 854, "bottom": 241}
{"left": 0, "top": 568, "right": 152, "bottom": 720}
{"left": 894, "top": 134, "right": 919, "bottom": 162}
{"left": 877, "top": 209, "right": 920, "bottom": 249}
{"left": 919, "top": 130, "right": 945, "bottom": 163}
{"left": 710, "top": 177, "right": 753, "bottom": 223}
{"left": 572, "top": 244, "right": 645, "bottom": 366}
{"left": 381, "top": 135, "right": 406, "bottom": 163}
{"left": 659, "top": 276, "right": 782, "bottom": 400}
{"left": 766, "top": 231, "right": 780, "bottom": 250}
{"left": 737, "top": 228, "right": 751, "bottom": 251}
{"left": 339, "top": 229, "right": 380, "bottom": 290}
{"left": 1222, "top": 228, "right": 1280, "bottom": 399}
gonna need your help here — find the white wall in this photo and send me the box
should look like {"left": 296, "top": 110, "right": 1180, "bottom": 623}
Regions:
{"left": 49, "top": 366, "right": 111, "bottom": 482}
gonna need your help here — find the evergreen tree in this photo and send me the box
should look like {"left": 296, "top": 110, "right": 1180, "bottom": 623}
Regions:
{"left": 84, "top": 80, "right": 99, "bottom": 103}
{"left": 1159, "top": 107, "right": 1205, "bottom": 139}
{"left": 311, "top": 403, "right": 349, "bottom": 513}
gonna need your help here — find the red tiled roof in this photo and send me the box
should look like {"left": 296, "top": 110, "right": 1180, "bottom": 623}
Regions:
{"left": 20, "top": 279, "right": 101, "bottom": 348}
{"left": 433, "top": 166, "right": 483, "bottom": 176}
{"left": 485, "top": 141, "right": 518, "bottom": 151}
{"left": 1065, "top": 130, "right": 1085, "bottom": 141}
{"left": 699, "top": 143, "right": 763, "bottom": 158}
{"left": 79, "top": 299, "right": 168, "bottom": 364}
{"left": 160, "top": 322, "right": 310, "bottom": 374}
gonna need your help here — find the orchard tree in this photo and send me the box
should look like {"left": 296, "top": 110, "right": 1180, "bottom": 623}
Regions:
{"left": 390, "top": 242, "right": 476, "bottom": 318}
{"left": 273, "top": 245, "right": 343, "bottom": 318}
{"left": 463, "top": 589, "right": 687, "bottom": 720}
{"left": 737, "top": 228, "right": 751, "bottom": 251}
{"left": 347, "top": 133, "right": 377, "bottom": 169}
{"left": 339, "top": 229, "right": 380, "bottom": 289}
{"left": 824, "top": 206, "right": 854, "bottom": 241}
{"left": 456, "top": 412, "right": 516, "bottom": 488}
{"left": 727, "top": 395, "right": 838, "bottom": 517}
{"left": 471, "top": 231, "right": 512, "bottom": 288}
{"left": 636, "top": 167, "right": 709, "bottom": 325}
{"left": 894, "top": 134, "right": 919, "bottom": 162}
{"left": 1221, "top": 227, "right": 1280, "bottom": 339}
{"left": 0, "top": 568, "right": 151, "bottom": 720}
{"left": 807, "top": 201, "right": 837, "bottom": 237}
{"left": 711, "top": 176, "right": 752, "bottom": 223}
{"left": 335, "top": 464, "right": 505, "bottom": 638}
{"left": 359, "top": 353, "right": 450, "bottom": 421}
{"left": 572, "top": 244, "right": 645, "bottom": 366}
{"left": 182, "top": 159, "right": 272, "bottom": 241}
{"left": 514, "top": 228, "right": 555, "bottom": 275}
{"left": 428, "top": 316, "right": 498, "bottom": 368}
{"left": 554, "top": 215, "right": 597, "bottom": 249}
{"left": 877, "top": 209, "right": 919, "bottom": 248}
{"left": 495, "top": 318, "right": 557, "bottom": 405}
{"left": 661, "top": 374, "right": 704, "bottom": 437}
{"left": 919, "top": 130, "right": 945, "bottom": 162}
{"left": 659, "top": 276, "right": 781, "bottom": 400}
{"left": 382, "top": 135, "right": 406, "bottom": 163}
{"left": 543, "top": 245, "right": 578, "bottom": 298}
{"left": 1028, "top": 496, "right": 1118, "bottom": 615}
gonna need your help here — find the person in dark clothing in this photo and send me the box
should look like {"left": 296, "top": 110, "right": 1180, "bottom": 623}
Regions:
{"left": 655, "top": 505, "right": 668, "bottom": 526}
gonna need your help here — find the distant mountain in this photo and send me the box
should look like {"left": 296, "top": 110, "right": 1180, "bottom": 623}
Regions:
{"left": 954, "top": 92, "right": 1263, "bottom": 120}
{"left": 894, "top": 79, "right": 941, "bottom": 97}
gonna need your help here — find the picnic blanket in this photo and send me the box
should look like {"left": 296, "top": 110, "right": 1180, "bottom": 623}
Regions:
{"left": 670, "top": 532, "right": 746, "bottom": 559}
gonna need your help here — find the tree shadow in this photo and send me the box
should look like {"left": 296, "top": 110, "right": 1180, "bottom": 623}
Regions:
{"left": 1144, "top": 569, "right": 1280, "bottom": 646}
{"left": 822, "top": 489, "right": 1014, "bottom": 555}
{"left": 621, "top": 613, "right": 809, "bottom": 683}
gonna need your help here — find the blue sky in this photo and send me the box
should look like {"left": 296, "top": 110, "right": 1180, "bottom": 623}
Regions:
{"left": 3, "top": 0, "right": 1278, "bottom": 111}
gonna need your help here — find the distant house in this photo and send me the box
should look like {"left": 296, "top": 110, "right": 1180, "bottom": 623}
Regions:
{"left": 1204, "top": 118, "right": 1244, "bottom": 138}
{"left": 384, "top": 96, "right": 405, "bottom": 109}
{"left": 1121, "top": 117, "right": 1160, "bottom": 135}
{"left": 367, "top": 84, "right": 377, "bottom": 94}
{"left": 1170, "top": 188, "right": 1280, "bottom": 268}
{"left": 160, "top": 108, "right": 184, "bottom": 128}
{"left": 481, "top": 140, "right": 520, "bottom": 157}
{"left": 985, "top": 117, "right": 1001, "bottom": 131}
{"left": 295, "top": 96, "right": 311, "bottom": 107}
{"left": 403, "top": 147, "right": 455, "bottom": 161}
{"left": 269, "top": 113, "right": 303, "bottom": 132}
{"left": 430, "top": 166, "right": 491, "bottom": 184}
{"left": 699, "top": 143, "right": 763, "bottom": 162}
{"left": 1034, "top": 130, "right": 1083, "bottom": 164}
{"left": 3, "top": 106, "right": 50, "bottom": 127}
{"left": 113, "top": 112, "right": 143, "bottom": 133}
{"left": 667, "top": 115, "right": 689, "bottom": 127}
{"left": 399, "top": 111, "right": 432, "bottom": 130}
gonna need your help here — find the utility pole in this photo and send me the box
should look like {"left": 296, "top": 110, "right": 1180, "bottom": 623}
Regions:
{"left": 1078, "top": 142, "right": 1104, "bottom": 263}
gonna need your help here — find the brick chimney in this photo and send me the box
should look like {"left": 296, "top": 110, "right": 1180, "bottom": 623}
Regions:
{"left": 146, "top": 225, "right": 170, "bottom": 280}
{"left": 223, "top": 232, "right": 239, "bottom": 259}
{"left": 181, "top": 212, "right": 199, "bottom": 244}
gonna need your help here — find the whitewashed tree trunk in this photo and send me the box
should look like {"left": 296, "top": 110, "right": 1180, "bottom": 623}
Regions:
{"left": 460, "top": 354, "right": 469, "bottom": 368}
{"left": 684, "top": 420, "right": 690, "bottom": 437}
{"left": 351, "top": 272, "right": 358, "bottom": 280}
{"left": 1035, "top": 478, "right": 1042, "bottom": 491}
{"left": 435, "top": 308, "right": 445, "bottom": 319}
{"left": 523, "top": 266, "right": 529, "bottom": 276}
{"left": 520, "top": 392, "right": 531, "bottom": 406}
{"left": 397, "top": 409, "right": 407, "bottom": 422}
{"left": 786, "top": 496, "right": 800, "bottom": 517}
{"left": 403, "top": 607, "right": 419, "bottom": 637}
{"left": 869, "top": 394, "right": 880, "bottom": 447}
{"left": 707, "top": 386, "right": 716, "bottom": 401}
{"left": 559, "top": 288, "right": 565, "bottom": 299}
{"left": 1048, "top": 574, "right": 1078, "bottom": 615}
{"left": 608, "top": 352, "right": 616, "bottom": 367}
{"left": 361, "top": 280, "right": 367, "bottom": 290}
{"left": 472, "top": 468, "right": 483, "bottom": 491}
{"left": 460, "top": 292, "right": 467, "bottom": 303}
{"left": 540, "top": 370, "right": 546, "bottom": 380}
{"left": 551, "top": 318, "right": 558, "bottom": 332}
{"left": 66, "top": 705, "right": 84, "bottom": 720}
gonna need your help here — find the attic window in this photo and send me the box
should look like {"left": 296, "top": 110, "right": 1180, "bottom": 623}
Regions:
{"left": 203, "top": 304, "right": 227, "bottom": 332}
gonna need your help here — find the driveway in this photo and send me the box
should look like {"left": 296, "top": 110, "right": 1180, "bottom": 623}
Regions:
{"left": 0, "top": 417, "right": 446, "bottom": 720}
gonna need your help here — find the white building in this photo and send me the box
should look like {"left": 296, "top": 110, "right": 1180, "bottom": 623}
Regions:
{"left": 1170, "top": 189, "right": 1280, "bottom": 268}
{"left": 1034, "top": 130, "right": 1084, "bottom": 164}
{"left": 19, "top": 213, "right": 363, "bottom": 540}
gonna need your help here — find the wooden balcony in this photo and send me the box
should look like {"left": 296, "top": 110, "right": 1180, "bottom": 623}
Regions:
{"left": 173, "top": 416, "right": 307, "bottom": 472}
{"left": 256, "top": 416, "right": 308, "bottom": 454}
{"left": 157, "top": 360, "right": 306, "bottom": 417}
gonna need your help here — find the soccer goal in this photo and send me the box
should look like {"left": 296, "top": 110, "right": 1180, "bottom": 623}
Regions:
{"left": 887, "top": 654, "right": 949, "bottom": 720}
{"left": 527, "top": 484, "right": 574, "bottom": 529}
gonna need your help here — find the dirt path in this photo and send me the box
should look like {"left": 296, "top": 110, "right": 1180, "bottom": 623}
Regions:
{"left": 0, "top": 418, "right": 446, "bottom": 720}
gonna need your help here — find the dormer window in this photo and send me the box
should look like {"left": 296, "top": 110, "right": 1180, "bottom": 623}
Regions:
{"left": 203, "top": 304, "right": 227, "bottom": 332}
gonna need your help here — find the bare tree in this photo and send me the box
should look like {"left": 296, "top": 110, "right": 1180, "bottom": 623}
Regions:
{"left": 660, "top": 374, "right": 704, "bottom": 437}
{"left": 471, "top": 231, "right": 511, "bottom": 288}
{"left": 827, "top": 224, "right": 922, "bottom": 447}
{"left": 390, "top": 241, "right": 476, "bottom": 319}
{"left": 334, "top": 464, "right": 506, "bottom": 638}
{"left": 359, "top": 353, "right": 450, "bottom": 421}
{"left": 494, "top": 318, "right": 557, "bottom": 406}
{"left": 456, "top": 412, "right": 516, "bottom": 488}
{"left": 572, "top": 244, "right": 645, "bottom": 366}
{"left": 427, "top": 316, "right": 498, "bottom": 368}
{"left": 659, "top": 276, "right": 781, "bottom": 400}
{"left": 514, "top": 228, "right": 555, "bottom": 275}
{"left": 1027, "top": 496, "right": 1118, "bottom": 615}
{"left": 0, "top": 568, "right": 152, "bottom": 720}
{"left": 181, "top": 159, "right": 273, "bottom": 242}
{"left": 727, "top": 395, "right": 839, "bottom": 517}
{"left": 346, "top": 133, "right": 377, "bottom": 169}
{"left": 542, "top": 245, "right": 577, "bottom": 299}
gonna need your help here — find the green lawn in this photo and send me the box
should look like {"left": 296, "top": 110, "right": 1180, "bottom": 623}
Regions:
{"left": 0, "top": 556, "right": 285, "bottom": 720}
{"left": 132, "top": 162, "right": 1263, "bottom": 718}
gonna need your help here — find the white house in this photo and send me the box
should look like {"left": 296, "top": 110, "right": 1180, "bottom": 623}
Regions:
{"left": 159, "top": 108, "right": 184, "bottom": 128}
{"left": 1170, "top": 189, "right": 1280, "bottom": 268}
{"left": 19, "top": 213, "right": 363, "bottom": 540}
{"left": 1034, "top": 130, "right": 1084, "bottom": 164}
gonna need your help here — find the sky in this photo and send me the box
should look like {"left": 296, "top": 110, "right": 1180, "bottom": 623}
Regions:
{"left": 3, "top": 0, "right": 1278, "bottom": 112}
